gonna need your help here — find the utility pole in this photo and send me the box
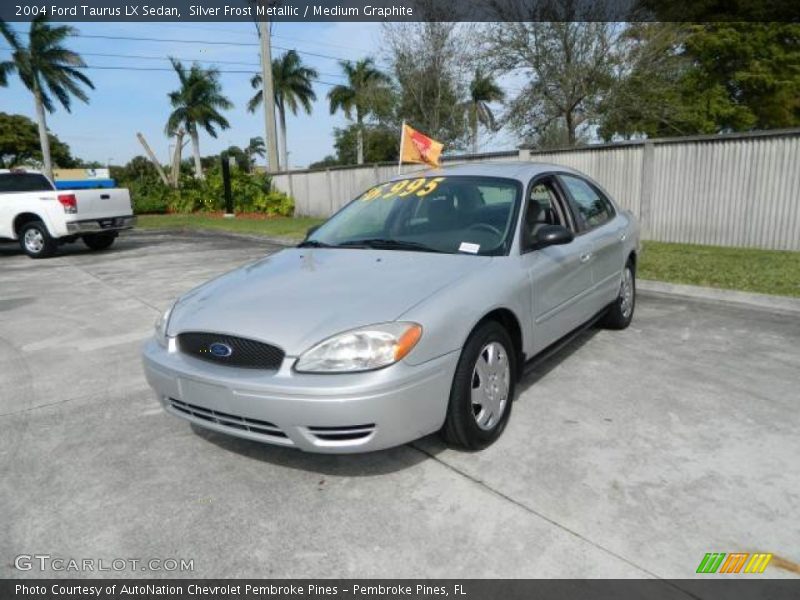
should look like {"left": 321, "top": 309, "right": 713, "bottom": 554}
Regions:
{"left": 258, "top": 4, "right": 279, "bottom": 172}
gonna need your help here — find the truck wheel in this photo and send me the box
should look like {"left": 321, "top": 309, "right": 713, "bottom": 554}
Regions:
{"left": 83, "top": 233, "right": 116, "bottom": 251}
{"left": 19, "top": 221, "right": 57, "bottom": 259}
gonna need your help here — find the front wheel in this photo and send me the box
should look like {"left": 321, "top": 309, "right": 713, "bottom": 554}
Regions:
{"left": 441, "top": 321, "right": 516, "bottom": 450}
{"left": 602, "top": 261, "right": 635, "bottom": 330}
{"left": 83, "top": 233, "right": 116, "bottom": 251}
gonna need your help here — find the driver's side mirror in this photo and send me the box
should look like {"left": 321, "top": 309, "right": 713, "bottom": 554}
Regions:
{"left": 305, "top": 225, "right": 320, "bottom": 240}
{"left": 529, "top": 224, "right": 574, "bottom": 250}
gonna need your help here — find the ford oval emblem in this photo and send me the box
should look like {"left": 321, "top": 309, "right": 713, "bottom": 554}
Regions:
{"left": 209, "top": 342, "right": 233, "bottom": 358}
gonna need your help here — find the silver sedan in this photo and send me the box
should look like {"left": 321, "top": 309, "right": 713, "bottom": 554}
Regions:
{"left": 142, "top": 162, "right": 640, "bottom": 453}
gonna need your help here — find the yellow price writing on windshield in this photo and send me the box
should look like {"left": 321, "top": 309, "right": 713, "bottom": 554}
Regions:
{"left": 360, "top": 177, "right": 446, "bottom": 201}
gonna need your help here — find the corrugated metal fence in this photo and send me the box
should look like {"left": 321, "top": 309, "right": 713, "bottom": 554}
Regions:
{"left": 272, "top": 130, "right": 800, "bottom": 251}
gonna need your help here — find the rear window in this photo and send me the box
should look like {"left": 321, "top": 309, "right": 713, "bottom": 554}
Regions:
{"left": 0, "top": 173, "right": 54, "bottom": 194}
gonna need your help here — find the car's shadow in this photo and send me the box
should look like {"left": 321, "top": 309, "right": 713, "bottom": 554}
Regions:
{"left": 190, "top": 324, "right": 601, "bottom": 475}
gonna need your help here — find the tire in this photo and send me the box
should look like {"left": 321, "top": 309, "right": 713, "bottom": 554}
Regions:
{"left": 83, "top": 233, "right": 116, "bottom": 251}
{"left": 441, "top": 321, "right": 516, "bottom": 450}
{"left": 602, "top": 260, "right": 636, "bottom": 330}
{"left": 18, "top": 220, "right": 57, "bottom": 259}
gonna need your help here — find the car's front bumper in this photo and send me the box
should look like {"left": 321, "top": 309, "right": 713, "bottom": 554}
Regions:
{"left": 141, "top": 338, "right": 459, "bottom": 453}
{"left": 66, "top": 215, "right": 136, "bottom": 234}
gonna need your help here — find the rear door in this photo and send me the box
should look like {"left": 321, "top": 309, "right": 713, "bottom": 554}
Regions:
{"left": 558, "top": 174, "right": 627, "bottom": 310}
{"left": 521, "top": 175, "right": 596, "bottom": 354}
{"left": 0, "top": 173, "right": 56, "bottom": 238}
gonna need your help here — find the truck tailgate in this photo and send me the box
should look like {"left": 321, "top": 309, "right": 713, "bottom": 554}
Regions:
{"left": 73, "top": 188, "right": 133, "bottom": 220}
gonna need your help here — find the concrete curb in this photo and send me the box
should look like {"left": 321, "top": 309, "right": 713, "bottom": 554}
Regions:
{"left": 126, "top": 227, "right": 300, "bottom": 247}
{"left": 638, "top": 279, "right": 800, "bottom": 316}
{"left": 127, "top": 229, "right": 800, "bottom": 316}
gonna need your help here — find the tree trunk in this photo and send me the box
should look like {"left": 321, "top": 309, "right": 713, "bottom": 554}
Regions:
{"left": 190, "top": 128, "right": 203, "bottom": 179}
{"left": 565, "top": 111, "right": 576, "bottom": 146}
{"left": 472, "top": 105, "right": 479, "bottom": 155}
{"left": 356, "top": 113, "right": 364, "bottom": 165}
{"left": 171, "top": 129, "right": 184, "bottom": 188}
{"left": 279, "top": 105, "right": 289, "bottom": 171}
{"left": 33, "top": 88, "right": 53, "bottom": 181}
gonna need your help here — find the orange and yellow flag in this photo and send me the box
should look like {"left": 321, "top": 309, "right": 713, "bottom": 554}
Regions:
{"left": 400, "top": 122, "right": 443, "bottom": 168}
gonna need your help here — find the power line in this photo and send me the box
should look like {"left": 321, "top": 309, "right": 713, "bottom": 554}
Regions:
{"left": 73, "top": 64, "right": 342, "bottom": 86}
{"left": 0, "top": 46, "right": 344, "bottom": 85}
{"left": 63, "top": 32, "right": 391, "bottom": 67}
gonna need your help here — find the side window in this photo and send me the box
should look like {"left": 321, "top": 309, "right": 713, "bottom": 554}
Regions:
{"left": 0, "top": 173, "right": 53, "bottom": 194}
{"left": 522, "top": 177, "right": 572, "bottom": 250}
{"left": 559, "top": 175, "right": 613, "bottom": 231}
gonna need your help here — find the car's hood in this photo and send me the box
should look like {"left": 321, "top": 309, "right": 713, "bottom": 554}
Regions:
{"left": 168, "top": 248, "right": 493, "bottom": 356}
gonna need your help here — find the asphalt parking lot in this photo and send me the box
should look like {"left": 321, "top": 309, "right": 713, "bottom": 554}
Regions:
{"left": 1, "top": 230, "right": 798, "bottom": 580}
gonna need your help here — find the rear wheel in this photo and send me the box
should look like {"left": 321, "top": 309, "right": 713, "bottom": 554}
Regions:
{"left": 19, "top": 221, "right": 57, "bottom": 259}
{"left": 441, "top": 321, "right": 516, "bottom": 450}
{"left": 83, "top": 233, "right": 116, "bottom": 251}
{"left": 602, "top": 260, "right": 635, "bottom": 330}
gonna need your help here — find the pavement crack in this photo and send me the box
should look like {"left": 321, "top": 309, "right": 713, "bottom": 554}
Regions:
{"left": 408, "top": 441, "right": 702, "bottom": 597}
{"left": 63, "top": 259, "right": 161, "bottom": 313}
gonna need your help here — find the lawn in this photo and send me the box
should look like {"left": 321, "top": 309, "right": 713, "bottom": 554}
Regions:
{"left": 137, "top": 214, "right": 323, "bottom": 241}
{"left": 136, "top": 216, "right": 799, "bottom": 297}
{"left": 640, "top": 241, "right": 800, "bottom": 298}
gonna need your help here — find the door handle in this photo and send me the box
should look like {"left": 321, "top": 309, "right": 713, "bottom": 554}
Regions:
{"left": 100, "top": 194, "right": 110, "bottom": 200}
{"left": 580, "top": 252, "right": 592, "bottom": 263}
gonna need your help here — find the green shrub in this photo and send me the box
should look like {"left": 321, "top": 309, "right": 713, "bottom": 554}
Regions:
{"left": 120, "top": 164, "right": 295, "bottom": 216}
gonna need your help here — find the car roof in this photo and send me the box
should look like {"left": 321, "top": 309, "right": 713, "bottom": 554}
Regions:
{"left": 392, "top": 161, "right": 582, "bottom": 182}
{"left": 0, "top": 169, "right": 44, "bottom": 175}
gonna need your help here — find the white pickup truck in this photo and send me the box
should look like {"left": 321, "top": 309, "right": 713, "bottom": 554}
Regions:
{"left": 0, "top": 169, "right": 135, "bottom": 258}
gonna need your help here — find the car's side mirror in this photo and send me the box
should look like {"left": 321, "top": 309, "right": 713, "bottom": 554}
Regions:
{"left": 529, "top": 225, "right": 574, "bottom": 250}
{"left": 305, "top": 225, "right": 320, "bottom": 239}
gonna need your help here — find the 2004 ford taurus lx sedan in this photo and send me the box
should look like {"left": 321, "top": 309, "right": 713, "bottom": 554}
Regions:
{"left": 142, "top": 162, "right": 640, "bottom": 453}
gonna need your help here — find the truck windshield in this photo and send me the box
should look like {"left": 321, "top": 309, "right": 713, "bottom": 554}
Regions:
{"left": 0, "top": 173, "right": 54, "bottom": 194}
{"left": 305, "top": 176, "right": 522, "bottom": 256}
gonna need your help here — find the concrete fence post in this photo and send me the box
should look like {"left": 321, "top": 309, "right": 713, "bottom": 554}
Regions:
{"left": 326, "top": 168, "right": 333, "bottom": 216}
{"left": 639, "top": 141, "right": 655, "bottom": 238}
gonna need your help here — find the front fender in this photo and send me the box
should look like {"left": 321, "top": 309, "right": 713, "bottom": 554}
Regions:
{"left": 398, "top": 257, "right": 531, "bottom": 366}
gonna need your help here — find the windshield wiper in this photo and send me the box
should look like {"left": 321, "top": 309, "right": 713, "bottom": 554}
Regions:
{"left": 336, "top": 238, "right": 445, "bottom": 253}
{"left": 297, "top": 239, "right": 333, "bottom": 248}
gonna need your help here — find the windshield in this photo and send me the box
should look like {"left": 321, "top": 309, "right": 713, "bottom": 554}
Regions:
{"left": 306, "top": 176, "right": 521, "bottom": 255}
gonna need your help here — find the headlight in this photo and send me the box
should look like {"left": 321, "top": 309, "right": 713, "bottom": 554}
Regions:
{"left": 154, "top": 304, "right": 174, "bottom": 348}
{"left": 295, "top": 322, "right": 422, "bottom": 373}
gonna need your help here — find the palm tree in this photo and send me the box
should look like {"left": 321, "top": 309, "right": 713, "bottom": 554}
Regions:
{"left": 248, "top": 50, "right": 317, "bottom": 171}
{"left": 0, "top": 16, "right": 94, "bottom": 180}
{"left": 466, "top": 69, "right": 504, "bottom": 155}
{"left": 245, "top": 136, "right": 266, "bottom": 170}
{"left": 166, "top": 58, "right": 232, "bottom": 179}
{"left": 328, "top": 58, "right": 391, "bottom": 165}
{"left": 0, "top": 22, "right": 13, "bottom": 87}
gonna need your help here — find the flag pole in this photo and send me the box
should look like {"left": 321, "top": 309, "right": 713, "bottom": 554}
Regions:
{"left": 398, "top": 120, "right": 406, "bottom": 174}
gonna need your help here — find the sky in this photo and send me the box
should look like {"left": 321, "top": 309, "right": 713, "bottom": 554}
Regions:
{"left": 0, "top": 21, "right": 516, "bottom": 169}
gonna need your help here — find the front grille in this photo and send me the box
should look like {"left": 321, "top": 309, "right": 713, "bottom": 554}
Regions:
{"left": 307, "top": 424, "right": 376, "bottom": 442}
{"left": 177, "top": 331, "right": 284, "bottom": 369}
{"left": 168, "top": 398, "right": 288, "bottom": 439}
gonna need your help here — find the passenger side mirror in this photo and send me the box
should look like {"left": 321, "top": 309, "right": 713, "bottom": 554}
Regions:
{"left": 530, "top": 225, "right": 574, "bottom": 250}
{"left": 305, "top": 225, "right": 320, "bottom": 239}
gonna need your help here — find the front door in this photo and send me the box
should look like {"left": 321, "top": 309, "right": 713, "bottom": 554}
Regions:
{"left": 521, "top": 176, "right": 596, "bottom": 355}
